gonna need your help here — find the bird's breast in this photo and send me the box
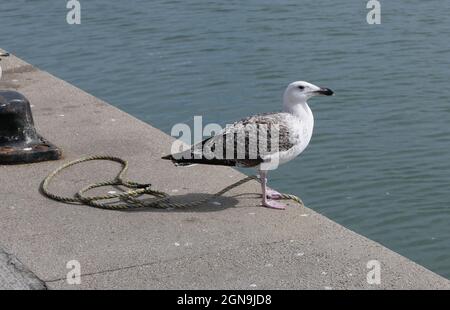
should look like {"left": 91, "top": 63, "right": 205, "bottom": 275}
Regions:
{"left": 281, "top": 112, "right": 314, "bottom": 163}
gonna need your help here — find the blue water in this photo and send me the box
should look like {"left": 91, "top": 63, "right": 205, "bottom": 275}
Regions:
{"left": 1, "top": 1, "right": 450, "bottom": 279}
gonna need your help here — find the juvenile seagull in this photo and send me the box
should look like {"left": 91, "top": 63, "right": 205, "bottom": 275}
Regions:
{"left": 162, "top": 81, "right": 334, "bottom": 209}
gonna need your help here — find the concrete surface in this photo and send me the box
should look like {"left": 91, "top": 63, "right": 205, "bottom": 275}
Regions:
{"left": 0, "top": 48, "right": 449, "bottom": 290}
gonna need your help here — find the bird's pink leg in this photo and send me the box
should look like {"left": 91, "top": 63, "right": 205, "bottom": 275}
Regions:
{"left": 260, "top": 170, "right": 286, "bottom": 210}
{"left": 266, "top": 188, "right": 283, "bottom": 200}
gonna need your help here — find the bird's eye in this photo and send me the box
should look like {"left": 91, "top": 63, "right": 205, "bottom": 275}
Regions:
{"left": 298, "top": 85, "right": 305, "bottom": 90}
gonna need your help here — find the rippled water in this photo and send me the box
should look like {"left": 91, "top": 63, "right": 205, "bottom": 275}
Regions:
{"left": 1, "top": 1, "right": 450, "bottom": 279}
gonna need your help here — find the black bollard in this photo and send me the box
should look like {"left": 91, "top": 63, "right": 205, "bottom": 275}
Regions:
{"left": 0, "top": 91, "right": 61, "bottom": 164}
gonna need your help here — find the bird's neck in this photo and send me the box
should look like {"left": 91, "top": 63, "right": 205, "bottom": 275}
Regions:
{"left": 282, "top": 99, "right": 312, "bottom": 119}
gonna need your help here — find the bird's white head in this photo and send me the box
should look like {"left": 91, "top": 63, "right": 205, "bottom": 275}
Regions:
{"left": 283, "top": 81, "right": 334, "bottom": 108}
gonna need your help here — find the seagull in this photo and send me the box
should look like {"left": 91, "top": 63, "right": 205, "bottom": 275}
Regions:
{"left": 162, "top": 81, "right": 334, "bottom": 210}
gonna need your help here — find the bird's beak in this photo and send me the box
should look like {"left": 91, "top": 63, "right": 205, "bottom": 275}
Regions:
{"left": 315, "top": 87, "right": 334, "bottom": 96}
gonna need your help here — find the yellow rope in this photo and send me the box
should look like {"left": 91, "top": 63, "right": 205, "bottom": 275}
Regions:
{"left": 41, "top": 155, "right": 304, "bottom": 210}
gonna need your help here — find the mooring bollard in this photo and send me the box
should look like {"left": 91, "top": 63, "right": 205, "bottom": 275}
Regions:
{"left": 0, "top": 91, "right": 61, "bottom": 164}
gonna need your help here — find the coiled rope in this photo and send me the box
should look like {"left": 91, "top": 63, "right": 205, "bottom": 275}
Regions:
{"left": 41, "top": 155, "right": 303, "bottom": 210}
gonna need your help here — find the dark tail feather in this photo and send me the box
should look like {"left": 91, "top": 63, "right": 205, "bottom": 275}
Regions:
{"left": 161, "top": 154, "right": 237, "bottom": 167}
{"left": 161, "top": 154, "right": 173, "bottom": 160}
{"left": 161, "top": 154, "right": 192, "bottom": 166}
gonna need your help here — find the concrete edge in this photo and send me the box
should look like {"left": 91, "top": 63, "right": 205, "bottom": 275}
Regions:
{"left": 0, "top": 247, "right": 47, "bottom": 290}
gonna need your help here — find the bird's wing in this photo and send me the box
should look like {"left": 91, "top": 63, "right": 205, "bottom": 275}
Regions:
{"left": 195, "top": 112, "right": 295, "bottom": 166}
{"left": 233, "top": 112, "right": 295, "bottom": 152}
{"left": 166, "top": 112, "right": 296, "bottom": 167}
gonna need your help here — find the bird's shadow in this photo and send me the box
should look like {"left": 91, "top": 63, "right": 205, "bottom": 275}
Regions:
{"left": 118, "top": 192, "right": 262, "bottom": 213}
